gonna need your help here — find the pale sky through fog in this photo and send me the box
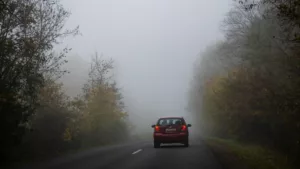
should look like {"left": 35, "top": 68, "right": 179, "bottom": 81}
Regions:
{"left": 59, "top": 0, "right": 231, "bottom": 125}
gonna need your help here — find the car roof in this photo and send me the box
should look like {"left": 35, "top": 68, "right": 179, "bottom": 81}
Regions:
{"left": 158, "top": 116, "right": 184, "bottom": 119}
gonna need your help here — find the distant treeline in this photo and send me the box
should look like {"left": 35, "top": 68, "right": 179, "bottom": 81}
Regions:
{"left": 0, "top": 0, "right": 131, "bottom": 166}
{"left": 189, "top": 0, "right": 300, "bottom": 166}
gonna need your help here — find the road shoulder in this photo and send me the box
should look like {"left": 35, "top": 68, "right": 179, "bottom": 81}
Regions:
{"left": 204, "top": 137, "right": 293, "bottom": 169}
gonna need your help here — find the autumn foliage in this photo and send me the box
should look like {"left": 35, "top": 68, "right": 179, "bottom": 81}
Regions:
{"left": 190, "top": 0, "right": 300, "bottom": 166}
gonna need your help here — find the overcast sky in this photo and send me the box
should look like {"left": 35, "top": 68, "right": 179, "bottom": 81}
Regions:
{"left": 59, "top": 0, "right": 231, "bottom": 125}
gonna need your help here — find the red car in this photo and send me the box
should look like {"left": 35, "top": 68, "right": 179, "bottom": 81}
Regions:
{"left": 151, "top": 117, "right": 192, "bottom": 148}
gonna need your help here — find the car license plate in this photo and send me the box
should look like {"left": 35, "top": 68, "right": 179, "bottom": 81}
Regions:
{"left": 166, "top": 128, "right": 176, "bottom": 132}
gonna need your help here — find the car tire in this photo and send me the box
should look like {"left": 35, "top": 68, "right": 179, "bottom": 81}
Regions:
{"left": 184, "top": 141, "right": 189, "bottom": 147}
{"left": 154, "top": 141, "right": 160, "bottom": 148}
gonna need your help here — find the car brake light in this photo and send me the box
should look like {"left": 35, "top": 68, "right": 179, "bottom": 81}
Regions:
{"left": 181, "top": 125, "right": 187, "bottom": 131}
{"left": 155, "top": 125, "right": 160, "bottom": 132}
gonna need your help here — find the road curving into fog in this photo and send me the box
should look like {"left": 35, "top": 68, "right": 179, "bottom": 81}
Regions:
{"left": 21, "top": 139, "right": 223, "bottom": 169}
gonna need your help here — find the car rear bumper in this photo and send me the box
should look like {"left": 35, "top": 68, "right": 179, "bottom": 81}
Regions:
{"left": 153, "top": 133, "right": 188, "bottom": 143}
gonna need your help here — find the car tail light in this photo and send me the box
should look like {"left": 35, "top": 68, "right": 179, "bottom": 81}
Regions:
{"left": 181, "top": 125, "right": 187, "bottom": 132}
{"left": 155, "top": 125, "right": 160, "bottom": 132}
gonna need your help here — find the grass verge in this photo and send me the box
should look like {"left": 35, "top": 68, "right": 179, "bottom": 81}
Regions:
{"left": 205, "top": 137, "right": 293, "bottom": 169}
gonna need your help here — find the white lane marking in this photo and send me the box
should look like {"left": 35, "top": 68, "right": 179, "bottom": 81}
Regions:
{"left": 132, "top": 149, "right": 142, "bottom": 155}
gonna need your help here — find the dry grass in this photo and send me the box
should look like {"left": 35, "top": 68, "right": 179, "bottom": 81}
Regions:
{"left": 205, "top": 137, "right": 292, "bottom": 169}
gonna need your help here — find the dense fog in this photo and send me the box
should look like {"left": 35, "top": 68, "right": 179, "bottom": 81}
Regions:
{"left": 58, "top": 0, "right": 230, "bottom": 136}
{"left": 2, "top": 0, "right": 299, "bottom": 168}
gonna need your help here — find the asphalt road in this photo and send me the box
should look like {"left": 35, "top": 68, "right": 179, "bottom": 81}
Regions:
{"left": 24, "top": 139, "right": 223, "bottom": 169}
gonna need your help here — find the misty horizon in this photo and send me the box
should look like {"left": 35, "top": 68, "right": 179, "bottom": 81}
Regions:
{"left": 58, "top": 0, "right": 231, "bottom": 127}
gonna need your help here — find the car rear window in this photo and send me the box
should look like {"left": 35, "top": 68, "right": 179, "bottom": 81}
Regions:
{"left": 157, "top": 118, "right": 185, "bottom": 126}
